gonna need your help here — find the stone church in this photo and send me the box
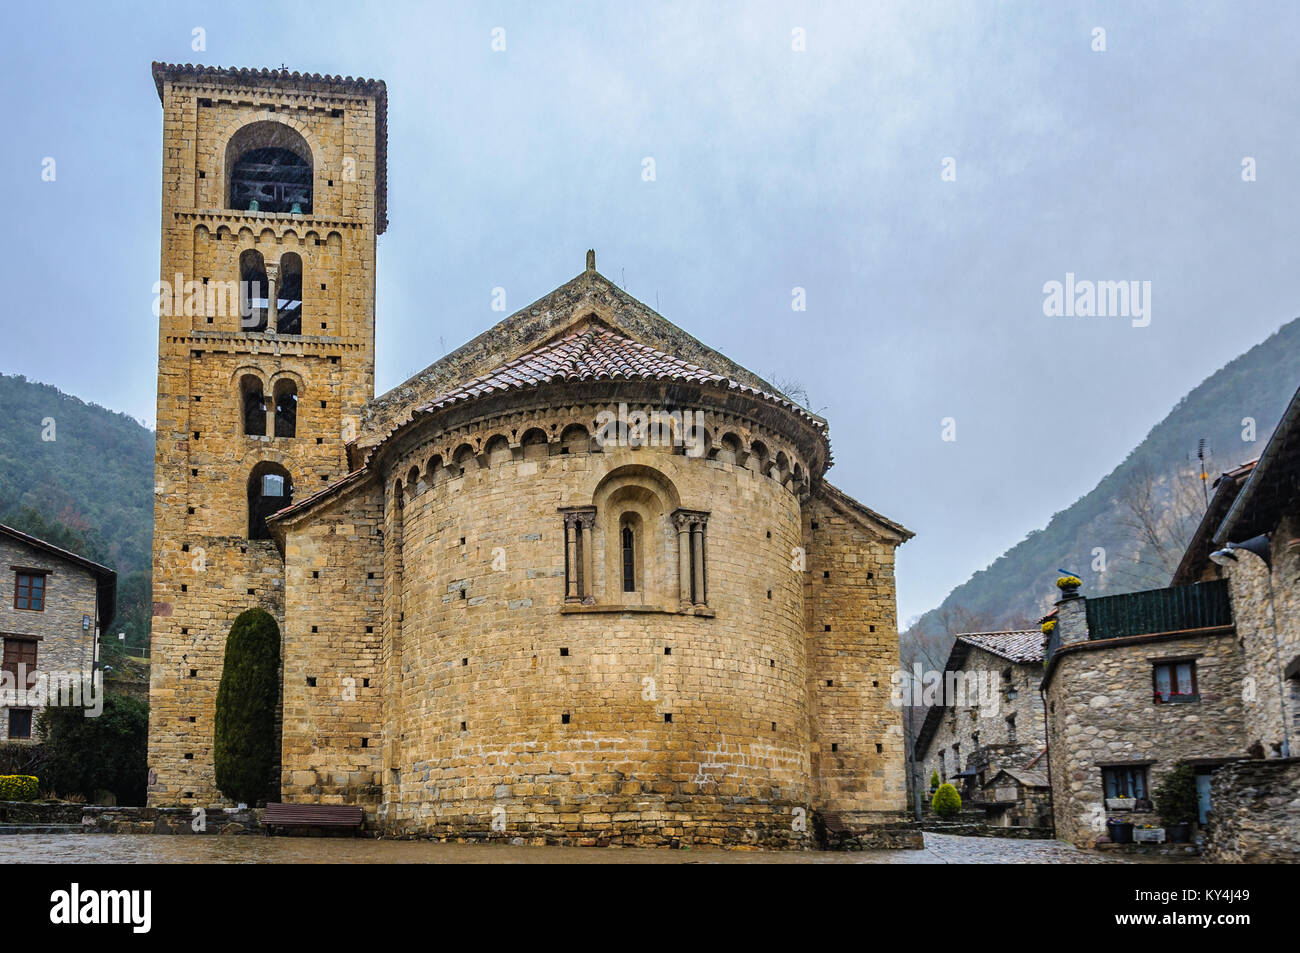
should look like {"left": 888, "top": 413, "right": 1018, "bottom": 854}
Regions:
{"left": 147, "top": 63, "right": 914, "bottom": 846}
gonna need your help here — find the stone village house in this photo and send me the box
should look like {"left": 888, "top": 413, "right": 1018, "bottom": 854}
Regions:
{"left": 145, "top": 63, "right": 917, "bottom": 847}
{"left": 1043, "top": 380, "right": 1300, "bottom": 859}
{"left": 0, "top": 524, "right": 116, "bottom": 743}
{"left": 913, "top": 630, "right": 1051, "bottom": 828}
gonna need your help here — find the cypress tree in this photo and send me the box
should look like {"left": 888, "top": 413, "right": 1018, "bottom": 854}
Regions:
{"left": 213, "top": 607, "right": 280, "bottom": 805}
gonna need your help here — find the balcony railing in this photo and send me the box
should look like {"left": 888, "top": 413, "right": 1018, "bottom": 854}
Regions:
{"left": 1084, "top": 578, "right": 1233, "bottom": 641}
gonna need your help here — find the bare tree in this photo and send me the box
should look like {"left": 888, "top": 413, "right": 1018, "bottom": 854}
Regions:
{"left": 1113, "top": 461, "right": 1206, "bottom": 588}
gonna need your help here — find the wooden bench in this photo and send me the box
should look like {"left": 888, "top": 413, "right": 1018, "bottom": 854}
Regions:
{"left": 819, "top": 812, "right": 849, "bottom": 835}
{"left": 263, "top": 802, "right": 364, "bottom": 835}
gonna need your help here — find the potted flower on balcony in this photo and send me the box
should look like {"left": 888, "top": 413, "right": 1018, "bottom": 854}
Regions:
{"left": 1155, "top": 762, "right": 1198, "bottom": 843}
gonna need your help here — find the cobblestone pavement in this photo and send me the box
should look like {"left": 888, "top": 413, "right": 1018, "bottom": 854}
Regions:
{"left": 0, "top": 831, "right": 1200, "bottom": 863}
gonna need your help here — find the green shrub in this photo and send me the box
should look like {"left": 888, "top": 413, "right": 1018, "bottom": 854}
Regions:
{"left": 1155, "top": 761, "right": 1199, "bottom": 827}
{"left": 0, "top": 741, "right": 48, "bottom": 778}
{"left": 0, "top": 774, "right": 40, "bottom": 800}
{"left": 40, "top": 694, "right": 148, "bottom": 805}
{"left": 214, "top": 607, "right": 281, "bottom": 806}
{"left": 929, "top": 770, "right": 941, "bottom": 790}
{"left": 931, "top": 782, "right": 962, "bottom": 818}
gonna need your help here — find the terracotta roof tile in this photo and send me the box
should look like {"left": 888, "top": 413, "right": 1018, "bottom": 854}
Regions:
{"left": 417, "top": 325, "right": 821, "bottom": 423}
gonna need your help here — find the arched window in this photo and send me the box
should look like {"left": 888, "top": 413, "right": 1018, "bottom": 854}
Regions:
{"left": 227, "top": 122, "right": 313, "bottom": 214}
{"left": 248, "top": 463, "right": 293, "bottom": 539}
{"left": 277, "top": 253, "right": 303, "bottom": 334}
{"left": 239, "top": 250, "right": 268, "bottom": 331}
{"left": 240, "top": 375, "right": 266, "bottom": 436}
{"left": 273, "top": 380, "right": 298, "bottom": 438}
{"left": 621, "top": 518, "right": 638, "bottom": 592}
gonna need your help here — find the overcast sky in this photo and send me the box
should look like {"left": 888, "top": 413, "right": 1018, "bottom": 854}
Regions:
{"left": 2, "top": 1, "right": 1297, "bottom": 621}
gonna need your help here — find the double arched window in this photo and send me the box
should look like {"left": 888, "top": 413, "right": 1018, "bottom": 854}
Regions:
{"left": 239, "top": 375, "right": 299, "bottom": 439}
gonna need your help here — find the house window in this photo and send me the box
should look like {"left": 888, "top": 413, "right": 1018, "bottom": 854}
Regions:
{"left": 1153, "top": 660, "right": 1198, "bottom": 703}
{"left": 6, "top": 708, "right": 32, "bottom": 740}
{"left": 2, "top": 637, "right": 38, "bottom": 691}
{"left": 273, "top": 379, "right": 298, "bottom": 438}
{"left": 276, "top": 253, "right": 303, "bottom": 334}
{"left": 1006, "top": 714, "right": 1017, "bottom": 744}
{"left": 1102, "top": 765, "right": 1149, "bottom": 801}
{"left": 240, "top": 375, "right": 267, "bottom": 436}
{"left": 239, "top": 249, "right": 269, "bottom": 331}
{"left": 14, "top": 572, "right": 47, "bottom": 611}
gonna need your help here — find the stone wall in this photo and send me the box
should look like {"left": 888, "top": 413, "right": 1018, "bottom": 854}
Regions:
{"left": 0, "top": 535, "right": 102, "bottom": 742}
{"left": 148, "top": 70, "right": 381, "bottom": 805}
{"left": 1222, "top": 511, "right": 1300, "bottom": 759}
{"left": 1044, "top": 629, "right": 1247, "bottom": 847}
{"left": 917, "top": 647, "right": 1045, "bottom": 785}
{"left": 1202, "top": 758, "right": 1300, "bottom": 862}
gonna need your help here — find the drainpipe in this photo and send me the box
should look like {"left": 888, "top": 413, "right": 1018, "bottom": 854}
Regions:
{"left": 1039, "top": 684, "right": 1057, "bottom": 839}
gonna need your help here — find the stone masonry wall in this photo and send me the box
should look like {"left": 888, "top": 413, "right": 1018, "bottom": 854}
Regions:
{"left": 803, "top": 494, "right": 907, "bottom": 815}
{"left": 279, "top": 481, "right": 385, "bottom": 808}
{"left": 1223, "top": 510, "right": 1300, "bottom": 759}
{"left": 1045, "top": 630, "right": 1247, "bottom": 847}
{"left": 918, "top": 649, "right": 1045, "bottom": 784}
{"left": 1202, "top": 757, "right": 1300, "bottom": 862}
{"left": 0, "top": 535, "right": 101, "bottom": 742}
{"left": 148, "top": 72, "right": 380, "bottom": 806}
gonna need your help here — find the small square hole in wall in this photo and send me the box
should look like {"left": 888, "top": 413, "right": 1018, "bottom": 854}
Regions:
{"left": 361, "top": 738, "right": 368, "bottom": 747}
{"left": 198, "top": 170, "right": 206, "bottom": 178}
{"left": 460, "top": 721, "right": 467, "bottom": 731}
{"left": 664, "top": 713, "right": 672, "bottom": 723}
{"left": 824, "top": 625, "right": 831, "bottom": 632}
{"left": 240, "top": 546, "right": 247, "bottom": 554}
{"left": 664, "top": 647, "right": 671, "bottom": 656}
{"left": 321, "top": 475, "right": 329, "bottom": 482}
{"left": 187, "top": 507, "right": 195, "bottom": 516}
{"left": 771, "top": 722, "right": 777, "bottom": 731}
{"left": 876, "top": 743, "right": 883, "bottom": 754}
{"left": 184, "top": 752, "right": 194, "bottom": 760}
{"left": 193, "top": 431, "right": 200, "bottom": 440}
{"left": 181, "top": 584, "right": 188, "bottom": 592}
{"left": 459, "top": 537, "right": 466, "bottom": 546}
{"left": 327, "top": 179, "right": 334, "bottom": 187}
{"left": 317, "top": 437, "right": 324, "bottom": 445}
{"left": 183, "top": 792, "right": 194, "bottom": 799}
{"left": 365, "top": 625, "right": 373, "bottom": 633}
{"left": 311, "top": 626, "right": 318, "bottom": 633}
{"left": 561, "top": 713, "right": 570, "bottom": 724}
{"left": 769, "top": 659, "right": 775, "bottom": 667}
{"left": 182, "top": 543, "right": 190, "bottom": 552}
{"left": 459, "top": 590, "right": 467, "bottom": 599}
{"left": 189, "top": 669, "right": 197, "bottom": 678}
{"left": 181, "top": 628, "right": 188, "bottom": 635}
{"left": 321, "top": 323, "right": 327, "bottom": 330}
{"left": 306, "top": 676, "right": 316, "bottom": 687}
{"left": 368, "top": 573, "right": 375, "bottom": 579}
{"left": 191, "top": 469, "right": 198, "bottom": 476}
{"left": 320, "top": 400, "right": 327, "bottom": 409}
{"left": 823, "top": 571, "right": 830, "bottom": 579}
{"left": 869, "top": 625, "right": 876, "bottom": 633}
{"left": 826, "top": 679, "right": 833, "bottom": 687}
{"left": 320, "top": 283, "right": 327, "bottom": 291}
{"left": 766, "top": 530, "right": 771, "bottom": 538}
{"left": 362, "top": 678, "right": 370, "bottom": 688}
{"left": 767, "top": 590, "right": 772, "bottom": 599}
{"left": 811, "top": 520, "right": 819, "bottom": 530}
{"left": 831, "top": 743, "right": 838, "bottom": 753}
{"left": 461, "top": 658, "right": 468, "bottom": 666}
{"left": 560, "top": 647, "right": 569, "bottom": 657}
{"left": 872, "top": 680, "right": 879, "bottom": 688}
{"left": 189, "top": 716, "right": 196, "bottom": 723}
{"left": 207, "top": 316, "right": 213, "bottom": 324}
{"left": 247, "top": 588, "right": 255, "bottom": 595}
{"left": 313, "top": 571, "right": 320, "bottom": 578}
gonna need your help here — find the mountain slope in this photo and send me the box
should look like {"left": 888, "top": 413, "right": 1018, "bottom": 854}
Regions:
{"left": 0, "top": 373, "right": 154, "bottom": 648}
{"left": 905, "top": 316, "right": 1300, "bottom": 653}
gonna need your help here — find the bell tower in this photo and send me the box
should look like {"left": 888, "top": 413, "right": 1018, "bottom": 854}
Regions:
{"left": 146, "top": 63, "right": 386, "bottom": 805}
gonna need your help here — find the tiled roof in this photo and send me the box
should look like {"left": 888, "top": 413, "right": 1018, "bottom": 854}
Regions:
{"left": 999, "top": 768, "right": 1050, "bottom": 789}
{"left": 416, "top": 323, "right": 823, "bottom": 424}
{"left": 956, "top": 630, "right": 1044, "bottom": 664}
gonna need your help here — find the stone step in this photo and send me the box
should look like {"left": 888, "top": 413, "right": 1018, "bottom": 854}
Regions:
{"left": 0, "top": 824, "right": 85, "bottom": 834}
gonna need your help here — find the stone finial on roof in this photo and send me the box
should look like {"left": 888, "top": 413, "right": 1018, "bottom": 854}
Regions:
{"left": 586, "top": 249, "right": 596, "bottom": 273}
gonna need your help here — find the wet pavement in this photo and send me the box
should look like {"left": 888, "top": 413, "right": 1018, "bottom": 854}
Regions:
{"left": 0, "top": 831, "right": 1199, "bottom": 863}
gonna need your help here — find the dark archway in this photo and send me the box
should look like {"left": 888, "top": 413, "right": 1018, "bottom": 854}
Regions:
{"left": 248, "top": 463, "right": 293, "bottom": 539}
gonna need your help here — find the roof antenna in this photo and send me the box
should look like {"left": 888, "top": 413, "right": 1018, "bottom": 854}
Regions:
{"left": 1197, "top": 438, "right": 1210, "bottom": 507}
